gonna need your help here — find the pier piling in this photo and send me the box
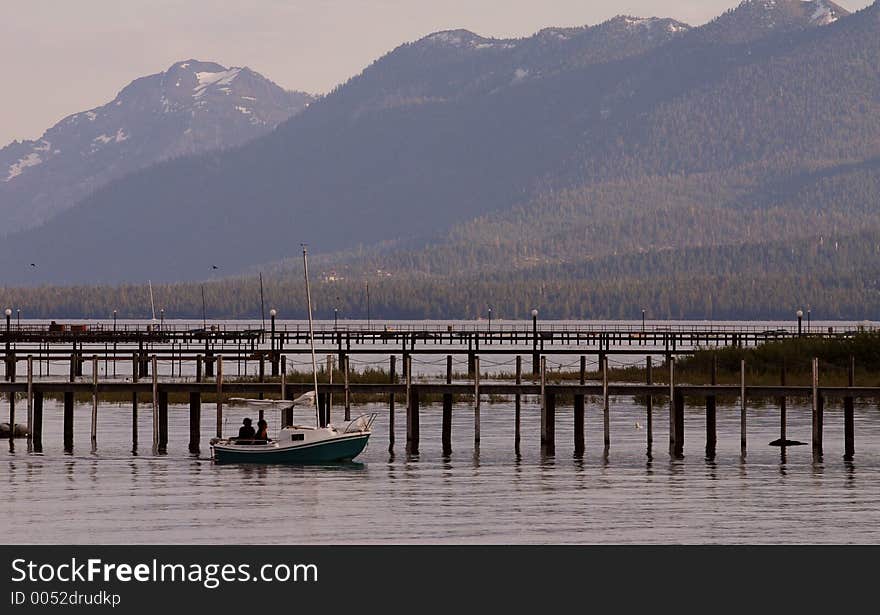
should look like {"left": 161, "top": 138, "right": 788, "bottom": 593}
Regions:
{"left": 32, "top": 391, "right": 43, "bottom": 452}
{"left": 91, "top": 356, "right": 98, "bottom": 448}
{"left": 812, "top": 358, "right": 823, "bottom": 458}
{"left": 602, "top": 356, "right": 610, "bottom": 451}
{"left": 514, "top": 356, "right": 521, "bottom": 454}
{"left": 152, "top": 356, "right": 159, "bottom": 447}
{"left": 26, "top": 356, "right": 33, "bottom": 446}
{"left": 442, "top": 355, "right": 452, "bottom": 455}
{"left": 706, "top": 354, "right": 717, "bottom": 458}
{"left": 574, "top": 356, "right": 585, "bottom": 457}
{"left": 474, "top": 355, "right": 481, "bottom": 444}
{"left": 672, "top": 388, "right": 684, "bottom": 458}
{"left": 668, "top": 357, "right": 675, "bottom": 454}
{"left": 388, "top": 355, "right": 396, "bottom": 452}
{"left": 740, "top": 359, "right": 747, "bottom": 455}
{"left": 645, "top": 357, "right": 653, "bottom": 451}
{"left": 216, "top": 356, "right": 223, "bottom": 438}
{"left": 189, "top": 392, "right": 201, "bottom": 453}
{"left": 344, "top": 355, "right": 350, "bottom": 421}
{"left": 844, "top": 356, "right": 855, "bottom": 460}
{"left": 405, "top": 355, "right": 418, "bottom": 454}
{"left": 63, "top": 391, "right": 74, "bottom": 452}
{"left": 158, "top": 390, "right": 168, "bottom": 451}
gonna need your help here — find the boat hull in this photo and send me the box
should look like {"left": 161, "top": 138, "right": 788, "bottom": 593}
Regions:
{"left": 212, "top": 433, "right": 370, "bottom": 464}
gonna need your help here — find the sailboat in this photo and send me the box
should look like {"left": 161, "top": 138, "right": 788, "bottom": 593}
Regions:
{"left": 210, "top": 245, "right": 375, "bottom": 464}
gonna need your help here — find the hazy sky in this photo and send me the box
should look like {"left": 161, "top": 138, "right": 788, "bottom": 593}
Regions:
{"left": 1, "top": 0, "right": 872, "bottom": 144}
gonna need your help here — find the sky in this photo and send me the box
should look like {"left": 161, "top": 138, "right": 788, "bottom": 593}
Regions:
{"left": 0, "top": 0, "right": 872, "bottom": 144}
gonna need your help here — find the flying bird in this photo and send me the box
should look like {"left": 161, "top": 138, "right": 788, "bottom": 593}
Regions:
{"left": 29, "top": 263, "right": 37, "bottom": 267}
{"left": 211, "top": 265, "right": 219, "bottom": 270}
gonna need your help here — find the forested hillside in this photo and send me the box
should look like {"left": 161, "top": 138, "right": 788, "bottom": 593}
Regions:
{"left": 4, "top": 228, "right": 880, "bottom": 320}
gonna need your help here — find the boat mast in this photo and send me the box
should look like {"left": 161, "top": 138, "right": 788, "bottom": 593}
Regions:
{"left": 148, "top": 280, "right": 156, "bottom": 323}
{"left": 302, "top": 245, "right": 321, "bottom": 427}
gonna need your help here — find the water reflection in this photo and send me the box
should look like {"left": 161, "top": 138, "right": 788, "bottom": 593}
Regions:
{"left": 704, "top": 458, "right": 718, "bottom": 482}
{"left": 843, "top": 461, "right": 856, "bottom": 489}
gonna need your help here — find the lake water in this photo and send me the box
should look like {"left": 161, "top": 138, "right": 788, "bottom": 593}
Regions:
{"left": 3, "top": 394, "right": 880, "bottom": 544}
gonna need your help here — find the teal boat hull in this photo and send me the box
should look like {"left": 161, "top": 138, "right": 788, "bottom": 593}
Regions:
{"left": 212, "top": 433, "right": 370, "bottom": 464}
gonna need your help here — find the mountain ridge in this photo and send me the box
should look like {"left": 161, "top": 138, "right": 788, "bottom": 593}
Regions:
{"left": 0, "top": 60, "right": 313, "bottom": 234}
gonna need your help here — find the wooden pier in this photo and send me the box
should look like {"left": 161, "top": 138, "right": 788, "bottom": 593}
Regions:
{"left": 1, "top": 347, "right": 873, "bottom": 462}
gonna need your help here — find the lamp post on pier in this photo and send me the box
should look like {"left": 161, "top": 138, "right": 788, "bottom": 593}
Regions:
{"left": 488, "top": 306, "right": 493, "bottom": 332}
{"left": 112, "top": 310, "right": 117, "bottom": 333}
{"left": 642, "top": 308, "right": 646, "bottom": 333}
{"left": 797, "top": 310, "right": 804, "bottom": 337}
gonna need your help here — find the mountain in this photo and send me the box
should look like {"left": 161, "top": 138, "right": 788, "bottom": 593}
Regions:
{"left": 700, "top": 0, "right": 849, "bottom": 43}
{"left": 0, "top": 1, "right": 878, "bottom": 304}
{"left": 0, "top": 60, "right": 313, "bottom": 234}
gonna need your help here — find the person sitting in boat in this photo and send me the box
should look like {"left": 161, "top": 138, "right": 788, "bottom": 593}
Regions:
{"left": 237, "top": 417, "right": 256, "bottom": 442}
{"left": 255, "top": 419, "right": 270, "bottom": 443}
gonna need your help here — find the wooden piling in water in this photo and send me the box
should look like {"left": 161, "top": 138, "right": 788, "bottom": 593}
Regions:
{"left": 602, "top": 356, "right": 610, "bottom": 451}
{"left": 189, "top": 391, "right": 201, "bottom": 453}
{"left": 131, "top": 353, "right": 138, "bottom": 446}
{"left": 216, "top": 355, "right": 223, "bottom": 438}
{"left": 280, "top": 356, "right": 292, "bottom": 427}
{"left": 514, "top": 356, "right": 521, "bottom": 454}
{"left": 343, "top": 355, "right": 350, "bottom": 421}
{"left": 672, "top": 387, "right": 684, "bottom": 458}
{"left": 646, "top": 357, "right": 653, "bottom": 450}
{"left": 740, "top": 359, "right": 747, "bottom": 454}
{"left": 668, "top": 356, "right": 675, "bottom": 454}
{"left": 706, "top": 354, "right": 717, "bottom": 458}
{"left": 63, "top": 391, "right": 74, "bottom": 452}
{"left": 388, "top": 355, "right": 396, "bottom": 452}
{"left": 326, "top": 354, "right": 333, "bottom": 423}
{"left": 574, "top": 356, "right": 585, "bottom": 457}
{"left": 33, "top": 391, "right": 43, "bottom": 452}
{"left": 844, "top": 356, "right": 854, "bottom": 461}
{"left": 158, "top": 389, "right": 168, "bottom": 450}
{"left": 545, "top": 390, "right": 556, "bottom": 456}
{"left": 91, "top": 355, "right": 98, "bottom": 448}
{"left": 26, "top": 356, "right": 33, "bottom": 446}
{"left": 540, "top": 356, "right": 548, "bottom": 450}
{"left": 474, "top": 355, "right": 481, "bottom": 444}
{"left": 152, "top": 356, "right": 159, "bottom": 447}
{"left": 6, "top": 354, "right": 14, "bottom": 442}
{"left": 442, "top": 355, "right": 452, "bottom": 455}
{"left": 812, "top": 357, "right": 822, "bottom": 457}
{"left": 405, "top": 355, "right": 418, "bottom": 454}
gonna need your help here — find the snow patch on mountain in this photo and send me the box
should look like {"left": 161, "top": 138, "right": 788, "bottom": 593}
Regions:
{"left": 811, "top": 1, "right": 840, "bottom": 24}
{"left": 193, "top": 68, "right": 241, "bottom": 98}
{"left": 4, "top": 152, "right": 43, "bottom": 182}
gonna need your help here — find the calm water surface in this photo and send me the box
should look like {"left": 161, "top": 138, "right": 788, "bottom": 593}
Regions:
{"left": 3, "top": 394, "right": 879, "bottom": 544}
